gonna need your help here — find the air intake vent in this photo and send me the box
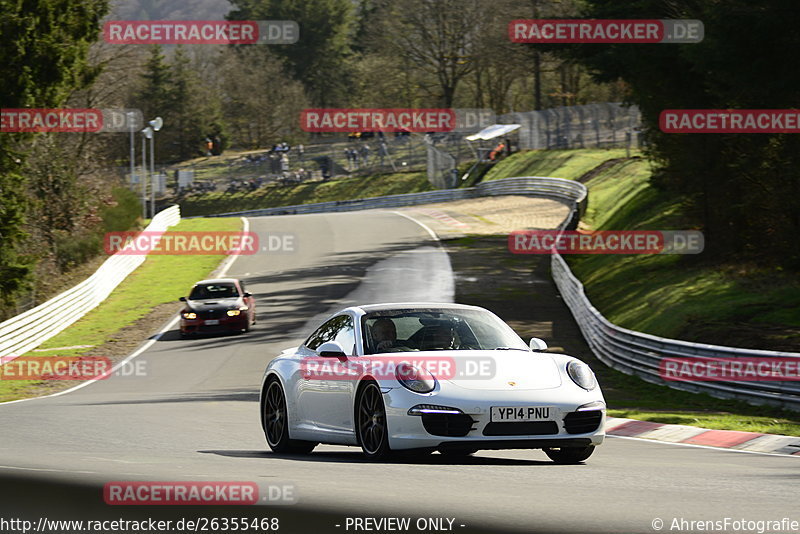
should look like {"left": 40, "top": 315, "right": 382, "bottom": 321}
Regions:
{"left": 421, "top": 413, "right": 475, "bottom": 437}
{"left": 564, "top": 410, "right": 603, "bottom": 434}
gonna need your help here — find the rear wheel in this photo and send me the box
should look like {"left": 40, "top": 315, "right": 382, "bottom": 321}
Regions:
{"left": 543, "top": 445, "right": 595, "bottom": 464}
{"left": 356, "top": 381, "right": 391, "bottom": 460}
{"left": 263, "top": 378, "right": 316, "bottom": 454}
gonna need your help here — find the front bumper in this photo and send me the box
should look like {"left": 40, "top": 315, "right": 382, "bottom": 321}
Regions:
{"left": 382, "top": 385, "right": 605, "bottom": 451}
{"left": 181, "top": 315, "right": 248, "bottom": 334}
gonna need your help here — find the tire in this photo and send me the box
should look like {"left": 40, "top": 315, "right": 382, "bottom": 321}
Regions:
{"left": 355, "top": 381, "right": 392, "bottom": 460}
{"left": 543, "top": 445, "right": 595, "bottom": 464}
{"left": 263, "top": 378, "right": 316, "bottom": 454}
{"left": 439, "top": 448, "right": 478, "bottom": 457}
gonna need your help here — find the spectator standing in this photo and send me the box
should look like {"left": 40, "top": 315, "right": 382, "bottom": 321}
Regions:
{"left": 344, "top": 148, "right": 353, "bottom": 170}
{"left": 378, "top": 142, "right": 388, "bottom": 167}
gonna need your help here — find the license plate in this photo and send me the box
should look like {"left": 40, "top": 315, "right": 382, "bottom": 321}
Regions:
{"left": 491, "top": 406, "right": 555, "bottom": 422}
{"left": 204, "top": 319, "right": 220, "bottom": 325}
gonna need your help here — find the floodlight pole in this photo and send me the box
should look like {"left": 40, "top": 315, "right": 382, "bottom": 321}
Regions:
{"left": 141, "top": 131, "right": 148, "bottom": 220}
{"left": 148, "top": 117, "right": 163, "bottom": 219}
{"left": 150, "top": 134, "right": 155, "bottom": 218}
{"left": 128, "top": 111, "right": 135, "bottom": 194}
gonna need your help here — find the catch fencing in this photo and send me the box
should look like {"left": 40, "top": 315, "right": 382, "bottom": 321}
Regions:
{"left": 206, "top": 176, "right": 799, "bottom": 411}
{"left": 0, "top": 206, "right": 181, "bottom": 364}
{"left": 499, "top": 103, "right": 642, "bottom": 151}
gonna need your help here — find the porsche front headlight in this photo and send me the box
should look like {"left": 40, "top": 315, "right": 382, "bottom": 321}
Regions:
{"left": 395, "top": 362, "right": 437, "bottom": 393}
{"left": 567, "top": 360, "right": 597, "bottom": 390}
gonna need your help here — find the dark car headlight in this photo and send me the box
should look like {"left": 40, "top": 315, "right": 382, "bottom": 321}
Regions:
{"left": 567, "top": 360, "right": 597, "bottom": 390}
{"left": 182, "top": 311, "right": 197, "bottom": 319}
{"left": 395, "top": 363, "right": 437, "bottom": 393}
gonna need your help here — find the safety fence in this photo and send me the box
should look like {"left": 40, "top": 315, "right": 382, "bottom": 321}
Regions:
{"left": 551, "top": 253, "right": 800, "bottom": 411}
{"left": 499, "top": 103, "right": 642, "bottom": 151}
{"left": 0, "top": 206, "right": 181, "bottom": 364}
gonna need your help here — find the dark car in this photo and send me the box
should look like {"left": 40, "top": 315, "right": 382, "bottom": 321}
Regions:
{"left": 179, "top": 278, "right": 255, "bottom": 337}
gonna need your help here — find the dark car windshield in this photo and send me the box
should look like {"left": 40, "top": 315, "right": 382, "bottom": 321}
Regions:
{"left": 362, "top": 308, "right": 529, "bottom": 355}
{"left": 189, "top": 283, "right": 239, "bottom": 300}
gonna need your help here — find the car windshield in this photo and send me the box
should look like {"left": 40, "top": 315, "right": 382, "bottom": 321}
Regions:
{"left": 362, "top": 308, "right": 529, "bottom": 354}
{"left": 188, "top": 283, "right": 239, "bottom": 300}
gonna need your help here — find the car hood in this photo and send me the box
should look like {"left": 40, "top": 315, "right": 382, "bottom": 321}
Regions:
{"left": 186, "top": 297, "right": 243, "bottom": 312}
{"left": 382, "top": 350, "right": 563, "bottom": 391}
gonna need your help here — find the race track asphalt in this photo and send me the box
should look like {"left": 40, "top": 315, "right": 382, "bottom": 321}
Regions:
{"left": 0, "top": 209, "right": 797, "bottom": 534}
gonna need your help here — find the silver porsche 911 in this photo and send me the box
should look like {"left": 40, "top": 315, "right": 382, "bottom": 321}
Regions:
{"left": 259, "top": 303, "right": 605, "bottom": 462}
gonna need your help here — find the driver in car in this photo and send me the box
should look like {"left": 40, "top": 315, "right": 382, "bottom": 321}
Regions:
{"left": 372, "top": 318, "right": 398, "bottom": 352}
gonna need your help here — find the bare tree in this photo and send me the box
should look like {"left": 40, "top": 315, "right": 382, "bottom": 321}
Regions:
{"left": 373, "top": 0, "right": 489, "bottom": 107}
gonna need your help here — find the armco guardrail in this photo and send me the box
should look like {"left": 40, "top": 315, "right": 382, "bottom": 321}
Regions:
{"left": 551, "top": 252, "right": 800, "bottom": 411}
{"left": 202, "top": 175, "right": 800, "bottom": 410}
{"left": 0, "top": 205, "right": 181, "bottom": 364}
{"left": 203, "top": 176, "right": 587, "bottom": 219}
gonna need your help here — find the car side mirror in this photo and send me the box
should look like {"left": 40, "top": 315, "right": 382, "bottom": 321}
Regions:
{"left": 318, "top": 341, "right": 346, "bottom": 358}
{"left": 529, "top": 338, "right": 548, "bottom": 352}
{"left": 243, "top": 292, "right": 252, "bottom": 298}
{"left": 179, "top": 296, "right": 187, "bottom": 302}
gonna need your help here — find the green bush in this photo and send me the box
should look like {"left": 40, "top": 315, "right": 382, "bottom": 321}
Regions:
{"left": 102, "top": 187, "right": 142, "bottom": 233}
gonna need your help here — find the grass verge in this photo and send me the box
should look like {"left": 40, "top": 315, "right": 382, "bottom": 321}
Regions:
{"left": 483, "top": 148, "right": 635, "bottom": 181}
{"left": 0, "top": 217, "right": 240, "bottom": 402}
{"left": 567, "top": 157, "right": 800, "bottom": 350}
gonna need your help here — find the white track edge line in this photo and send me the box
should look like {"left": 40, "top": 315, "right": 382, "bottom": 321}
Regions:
{"left": 390, "top": 210, "right": 440, "bottom": 242}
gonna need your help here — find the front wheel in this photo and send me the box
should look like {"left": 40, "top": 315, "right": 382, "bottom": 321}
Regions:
{"left": 356, "top": 381, "right": 392, "bottom": 460}
{"left": 543, "top": 445, "right": 595, "bottom": 464}
{"left": 263, "top": 378, "right": 316, "bottom": 454}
